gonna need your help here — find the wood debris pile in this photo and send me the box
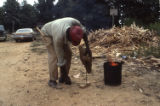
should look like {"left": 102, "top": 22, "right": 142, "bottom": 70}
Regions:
{"left": 89, "top": 24, "right": 159, "bottom": 48}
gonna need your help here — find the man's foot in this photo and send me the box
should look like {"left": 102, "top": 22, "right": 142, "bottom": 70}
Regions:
{"left": 48, "top": 80, "right": 63, "bottom": 89}
{"left": 59, "top": 76, "right": 65, "bottom": 83}
{"left": 48, "top": 80, "right": 57, "bottom": 88}
{"left": 59, "top": 76, "right": 72, "bottom": 85}
{"left": 65, "top": 76, "right": 72, "bottom": 85}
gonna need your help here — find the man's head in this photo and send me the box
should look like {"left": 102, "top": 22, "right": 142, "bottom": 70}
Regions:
{"left": 69, "top": 26, "right": 83, "bottom": 46}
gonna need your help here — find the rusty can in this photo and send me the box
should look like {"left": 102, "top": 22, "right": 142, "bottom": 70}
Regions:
{"left": 103, "top": 61, "right": 123, "bottom": 85}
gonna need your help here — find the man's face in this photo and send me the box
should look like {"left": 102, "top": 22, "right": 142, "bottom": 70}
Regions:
{"left": 72, "top": 39, "right": 81, "bottom": 46}
{"left": 69, "top": 25, "right": 83, "bottom": 46}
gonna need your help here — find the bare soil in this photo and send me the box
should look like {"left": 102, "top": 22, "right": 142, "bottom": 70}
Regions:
{"left": 0, "top": 39, "right": 160, "bottom": 106}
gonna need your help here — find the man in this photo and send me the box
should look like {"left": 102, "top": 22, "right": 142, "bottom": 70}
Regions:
{"left": 40, "top": 17, "right": 91, "bottom": 88}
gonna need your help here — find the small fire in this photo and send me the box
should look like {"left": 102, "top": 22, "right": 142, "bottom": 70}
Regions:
{"left": 107, "top": 55, "right": 118, "bottom": 66}
{"left": 110, "top": 61, "right": 118, "bottom": 66}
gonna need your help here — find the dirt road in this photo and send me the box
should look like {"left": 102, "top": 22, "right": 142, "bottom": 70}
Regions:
{"left": 0, "top": 40, "right": 160, "bottom": 106}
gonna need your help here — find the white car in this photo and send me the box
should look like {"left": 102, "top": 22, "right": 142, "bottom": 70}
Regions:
{"left": 12, "top": 28, "right": 36, "bottom": 42}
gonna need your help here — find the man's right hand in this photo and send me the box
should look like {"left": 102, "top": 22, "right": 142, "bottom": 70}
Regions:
{"left": 85, "top": 47, "right": 92, "bottom": 57}
{"left": 79, "top": 46, "right": 92, "bottom": 73}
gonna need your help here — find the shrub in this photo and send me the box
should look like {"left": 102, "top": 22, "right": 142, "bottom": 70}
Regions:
{"left": 124, "top": 18, "right": 144, "bottom": 27}
{"left": 148, "top": 22, "right": 160, "bottom": 36}
{"left": 129, "top": 45, "right": 160, "bottom": 58}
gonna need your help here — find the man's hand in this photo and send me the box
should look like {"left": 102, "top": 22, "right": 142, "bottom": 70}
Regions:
{"left": 85, "top": 47, "right": 92, "bottom": 57}
{"left": 79, "top": 46, "right": 92, "bottom": 73}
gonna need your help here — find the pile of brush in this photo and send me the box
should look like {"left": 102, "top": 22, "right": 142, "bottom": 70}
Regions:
{"left": 89, "top": 23, "right": 159, "bottom": 48}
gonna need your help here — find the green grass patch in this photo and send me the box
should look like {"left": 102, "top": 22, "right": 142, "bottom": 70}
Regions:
{"left": 123, "top": 45, "right": 160, "bottom": 58}
{"left": 148, "top": 22, "right": 160, "bottom": 36}
{"left": 136, "top": 46, "right": 160, "bottom": 58}
{"left": 30, "top": 40, "right": 47, "bottom": 55}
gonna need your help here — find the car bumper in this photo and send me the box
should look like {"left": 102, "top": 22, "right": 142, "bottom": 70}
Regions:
{"left": 13, "top": 35, "right": 33, "bottom": 40}
{"left": 0, "top": 36, "right": 6, "bottom": 40}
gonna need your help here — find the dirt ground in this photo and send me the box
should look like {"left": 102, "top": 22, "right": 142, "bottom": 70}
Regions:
{"left": 0, "top": 39, "right": 160, "bottom": 106}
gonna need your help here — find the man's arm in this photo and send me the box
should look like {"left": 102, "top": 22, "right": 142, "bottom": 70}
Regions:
{"left": 83, "top": 32, "right": 92, "bottom": 57}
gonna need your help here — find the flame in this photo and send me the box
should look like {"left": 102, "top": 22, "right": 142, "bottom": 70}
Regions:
{"left": 107, "top": 54, "right": 118, "bottom": 66}
{"left": 110, "top": 61, "right": 118, "bottom": 66}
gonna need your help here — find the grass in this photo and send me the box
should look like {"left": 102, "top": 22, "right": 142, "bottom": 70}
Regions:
{"left": 136, "top": 45, "right": 160, "bottom": 58}
{"left": 30, "top": 38, "right": 47, "bottom": 55}
{"left": 123, "top": 44, "right": 160, "bottom": 58}
{"left": 148, "top": 22, "right": 160, "bottom": 36}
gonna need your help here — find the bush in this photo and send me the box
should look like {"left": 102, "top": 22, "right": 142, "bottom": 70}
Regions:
{"left": 124, "top": 18, "right": 160, "bottom": 36}
{"left": 131, "top": 45, "right": 160, "bottom": 58}
{"left": 124, "top": 18, "right": 144, "bottom": 27}
{"left": 148, "top": 22, "right": 160, "bottom": 36}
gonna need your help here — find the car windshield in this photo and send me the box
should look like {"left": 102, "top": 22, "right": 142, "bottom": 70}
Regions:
{"left": 0, "top": 25, "right": 5, "bottom": 31}
{"left": 16, "top": 28, "right": 33, "bottom": 33}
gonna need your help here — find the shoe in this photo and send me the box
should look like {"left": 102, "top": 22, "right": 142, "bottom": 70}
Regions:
{"left": 65, "top": 76, "right": 72, "bottom": 85}
{"left": 59, "top": 67, "right": 66, "bottom": 83}
{"left": 48, "top": 80, "right": 57, "bottom": 88}
{"left": 59, "top": 76, "right": 65, "bottom": 83}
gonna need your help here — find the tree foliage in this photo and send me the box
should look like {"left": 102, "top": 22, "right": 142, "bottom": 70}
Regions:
{"left": 122, "top": 0, "right": 159, "bottom": 24}
{"left": 3, "top": 0, "right": 20, "bottom": 32}
{"left": 0, "top": 0, "right": 159, "bottom": 31}
{"left": 2, "top": 0, "right": 39, "bottom": 32}
{"left": 19, "top": 0, "right": 38, "bottom": 28}
{"left": 36, "top": 0, "right": 55, "bottom": 23}
{"left": 0, "top": 7, "right": 5, "bottom": 24}
{"left": 53, "top": 0, "right": 111, "bottom": 30}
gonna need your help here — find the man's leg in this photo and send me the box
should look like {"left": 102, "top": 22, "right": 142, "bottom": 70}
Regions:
{"left": 59, "top": 66, "right": 66, "bottom": 83}
{"left": 44, "top": 36, "right": 58, "bottom": 87}
{"left": 59, "top": 44, "right": 72, "bottom": 84}
{"left": 65, "top": 45, "right": 72, "bottom": 76}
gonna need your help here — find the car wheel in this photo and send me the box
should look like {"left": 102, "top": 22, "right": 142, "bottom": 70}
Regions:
{"left": 2, "top": 38, "right": 6, "bottom": 41}
{"left": 31, "top": 38, "right": 34, "bottom": 41}
{"left": 15, "top": 40, "right": 19, "bottom": 42}
{"left": 2, "top": 36, "right": 7, "bottom": 41}
{"left": 32, "top": 37, "right": 36, "bottom": 41}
